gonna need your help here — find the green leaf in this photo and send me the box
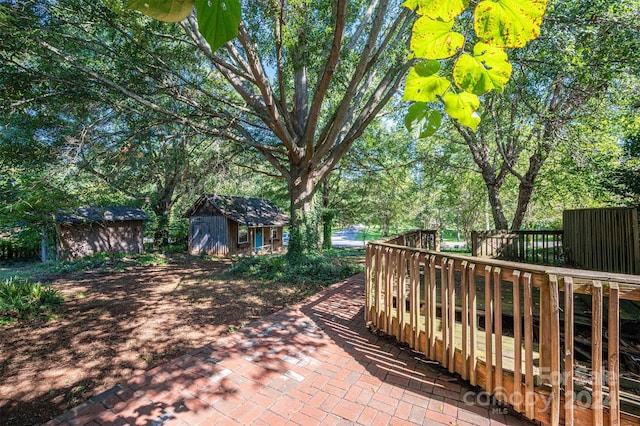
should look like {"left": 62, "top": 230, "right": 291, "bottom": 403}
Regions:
{"left": 194, "top": 0, "right": 241, "bottom": 52}
{"left": 410, "top": 16, "right": 465, "bottom": 59}
{"left": 419, "top": 110, "right": 442, "bottom": 138}
{"left": 415, "top": 59, "right": 441, "bottom": 77}
{"left": 126, "top": 0, "right": 195, "bottom": 23}
{"left": 411, "top": 0, "right": 470, "bottom": 21}
{"left": 474, "top": 0, "right": 548, "bottom": 48}
{"left": 443, "top": 92, "right": 481, "bottom": 130}
{"left": 404, "top": 103, "right": 442, "bottom": 138}
{"left": 453, "top": 42, "right": 512, "bottom": 94}
{"left": 403, "top": 62, "right": 450, "bottom": 103}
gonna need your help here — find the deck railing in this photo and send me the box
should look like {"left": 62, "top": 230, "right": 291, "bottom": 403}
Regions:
{"left": 471, "top": 230, "right": 564, "bottom": 266}
{"left": 365, "top": 230, "right": 640, "bottom": 425}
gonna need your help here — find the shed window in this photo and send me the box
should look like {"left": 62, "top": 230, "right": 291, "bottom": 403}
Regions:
{"left": 238, "top": 226, "right": 248, "bottom": 244}
{"left": 271, "top": 228, "right": 278, "bottom": 239}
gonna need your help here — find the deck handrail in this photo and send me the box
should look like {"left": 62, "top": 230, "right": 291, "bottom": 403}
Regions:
{"left": 365, "top": 231, "right": 640, "bottom": 425}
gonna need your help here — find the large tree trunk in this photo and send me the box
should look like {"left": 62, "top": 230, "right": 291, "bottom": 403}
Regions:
{"left": 511, "top": 152, "right": 545, "bottom": 230}
{"left": 151, "top": 195, "right": 174, "bottom": 249}
{"left": 287, "top": 164, "right": 320, "bottom": 258}
{"left": 482, "top": 169, "right": 509, "bottom": 230}
{"left": 321, "top": 180, "right": 334, "bottom": 250}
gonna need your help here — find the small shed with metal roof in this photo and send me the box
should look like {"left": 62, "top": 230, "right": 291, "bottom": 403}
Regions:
{"left": 182, "top": 194, "right": 289, "bottom": 256}
{"left": 54, "top": 206, "right": 150, "bottom": 260}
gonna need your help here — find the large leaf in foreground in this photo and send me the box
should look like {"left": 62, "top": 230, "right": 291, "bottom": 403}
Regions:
{"left": 195, "top": 0, "right": 241, "bottom": 51}
{"left": 443, "top": 92, "right": 481, "bottom": 130}
{"left": 453, "top": 42, "right": 512, "bottom": 94}
{"left": 405, "top": 102, "right": 442, "bottom": 138}
{"left": 474, "top": 0, "right": 548, "bottom": 48}
{"left": 410, "top": 16, "right": 465, "bottom": 59}
{"left": 403, "top": 60, "right": 451, "bottom": 103}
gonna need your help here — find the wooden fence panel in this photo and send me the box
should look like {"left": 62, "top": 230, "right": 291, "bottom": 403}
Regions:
{"left": 471, "top": 230, "right": 564, "bottom": 266}
{"left": 564, "top": 207, "right": 640, "bottom": 275}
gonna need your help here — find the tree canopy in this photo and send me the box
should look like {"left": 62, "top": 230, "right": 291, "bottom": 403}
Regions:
{"left": 1, "top": 0, "right": 639, "bottom": 255}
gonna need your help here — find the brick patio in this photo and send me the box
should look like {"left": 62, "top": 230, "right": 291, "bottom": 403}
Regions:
{"left": 44, "top": 274, "right": 535, "bottom": 426}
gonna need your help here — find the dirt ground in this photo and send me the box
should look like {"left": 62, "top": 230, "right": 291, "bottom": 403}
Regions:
{"left": 0, "top": 256, "right": 316, "bottom": 426}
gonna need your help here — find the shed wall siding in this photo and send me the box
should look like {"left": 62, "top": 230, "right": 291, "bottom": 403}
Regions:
{"left": 58, "top": 221, "right": 144, "bottom": 260}
{"left": 189, "top": 216, "right": 229, "bottom": 256}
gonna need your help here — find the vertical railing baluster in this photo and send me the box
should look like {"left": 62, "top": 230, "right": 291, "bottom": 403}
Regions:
{"left": 549, "top": 275, "right": 561, "bottom": 426}
{"left": 461, "top": 260, "right": 469, "bottom": 380}
{"left": 493, "top": 267, "right": 503, "bottom": 401}
{"left": 441, "top": 257, "right": 449, "bottom": 368}
{"left": 592, "top": 281, "right": 603, "bottom": 426}
{"left": 375, "top": 246, "right": 383, "bottom": 328}
{"left": 608, "top": 282, "right": 620, "bottom": 426}
{"left": 409, "top": 252, "right": 418, "bottom": 348}
{"left": 523, "top": 272, "right": 535, "bottom": 420}
{"left": 385, "top": 247, "right": 393, "bottom": 335}
{"left": 484, "top": 265, "right": 493, "bottom": 394}
{"left": 429, "top": 255, "right": 438, "bottom": 359}
{"left": 564, "top": 276, "right": 574, "bottom": 425}
{"left": 512, "top": 270, "right": 523, "bottom": 414}
{"left": 365, "top": 244, "right": 372, "bottom": 323}
{"left": 397, "top": 248, "right": 406, "bottom": 341}
{"left": 469, "top": 263, "right": 478, "bottom": 387}
{"left": 448, "top": 259, "right": 456, "bottom": 373}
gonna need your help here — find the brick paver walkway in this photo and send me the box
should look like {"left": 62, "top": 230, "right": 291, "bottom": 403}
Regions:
{"left": 45, "top": 274, "right": 534, "bottom": 426}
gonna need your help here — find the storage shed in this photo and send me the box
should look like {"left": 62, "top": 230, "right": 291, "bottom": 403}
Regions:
{"left": 55, "top": 206, "right": 150, "bottom": 260}
{"left": 183, "top": 194, "right": 289, "bottom": 256}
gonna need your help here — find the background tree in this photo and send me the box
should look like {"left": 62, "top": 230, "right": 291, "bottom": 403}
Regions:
{"left": 444, "top": 0, "right": 640, "bottom": 229}
{"left": 2, "top": 0, "right": 415, "bottom": 256}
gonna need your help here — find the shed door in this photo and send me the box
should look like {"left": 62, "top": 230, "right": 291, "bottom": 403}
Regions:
{"left": 191, "top": 216, "right": 228, "bottom": 254}
{"left": 255, "top": 228, "right": 263, "bottom": 252}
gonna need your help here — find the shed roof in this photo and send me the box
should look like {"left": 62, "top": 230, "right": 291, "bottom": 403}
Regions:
{"left": 183, "top": 194, "right": 289, "bottom": 227}
{"left": 55, "top": 206, "right": 151, "bottom": 224}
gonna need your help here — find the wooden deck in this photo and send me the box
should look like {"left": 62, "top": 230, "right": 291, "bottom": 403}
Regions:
{"left": 365, "top": 231, "right": 640, "bottom": 425}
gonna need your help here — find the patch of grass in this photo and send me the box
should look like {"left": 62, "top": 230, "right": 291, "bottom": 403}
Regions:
{"left": 227, "top": 251, "right": 364, "bottom": 296}
{"left": 50, "top": 253, "right": 113, "bottom": 273}
{"left": 441, "top": 247, "right": 472, "bottom": 254}
{"left": 0, "top": 277, "right": 64, "bottom": 323}
{"left": 50, "top": 252, "right": 169, "bottom": 274}
{"left": 0, "top": 262, "right": 50, "bottom": 282}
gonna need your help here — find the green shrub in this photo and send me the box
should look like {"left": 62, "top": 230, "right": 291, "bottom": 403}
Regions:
{"left": 0, "top": 277, "right": 63, "bottom": 323}
{"left": 227, "top": 251, "right": 364, "bottom": 294}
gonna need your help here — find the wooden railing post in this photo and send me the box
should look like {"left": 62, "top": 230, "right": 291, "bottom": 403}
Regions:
{"left": 468, "top": 263, "right": 477, "bottom": 387}
{"left": 592, "top": 281, "right": 603, "bottom": 425}
{"left": 512, "top": 270, "right": 523, "bottom": 414}
{"left": 608, "top": 282, "right": 620, "bottom": 426}
{"left": 447, "top": 259, "right": 455, "bottom": 373}
{"left": 539, "top": 278, "right": 552, "bottom": 386}
{"left": 548, "top": 275, "right": 561, "bottom": 425}
{"left": 461, "top": 260, "right": 469, "bottom": 381}
{"left": 441, "top": 257, "right": 449, "bottom": 369}
{"left": 365, "top": 244, "right": 372, "bottom": 323}
{"left": 375, "top": 245, "right": 383, "bottom": 328}
{"left": 523, "top": 272, "right": 535, "bottom": 420}
{"left": 564, "top": 277, "right": 575, "bottom": 425}
{"left": 493, "top": 267, "right": 503, "bottom": 401}
{"left": 484, "top": 265, "right": 493, "bottom": 394}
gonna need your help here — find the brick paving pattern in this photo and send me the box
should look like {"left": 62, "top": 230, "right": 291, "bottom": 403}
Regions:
{"left": 44, "top": 274, "right": 534, "bottom": 425}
